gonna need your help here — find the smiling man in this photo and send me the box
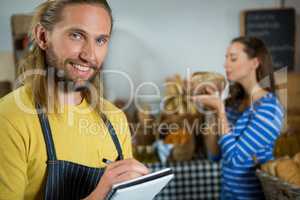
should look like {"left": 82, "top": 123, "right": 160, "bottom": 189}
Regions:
{"left": 0, "top": 1, "right": 149, "bottom": 200}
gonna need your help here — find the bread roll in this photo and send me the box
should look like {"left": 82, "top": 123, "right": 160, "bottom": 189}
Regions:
{"left": 293, "top": 152, "right": 300, "bottom": 165}
{"left": 164, "top": 129, "right": 191, "bottom": 145}
{"left": 261, "top": 160, "right": 277, "bottom": 176}
{"left": 165, "top": 74, "right": 184, "bottom": 96}
{"left": 190, "top": 72, "right": 226, "bottom": 95}
{"left": 276, "top": 159, "right": 300, "bottom": 186}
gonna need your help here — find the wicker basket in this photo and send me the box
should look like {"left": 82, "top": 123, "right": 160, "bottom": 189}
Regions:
{"left": 256, "top": 169, "right": 300, "bottom": 200}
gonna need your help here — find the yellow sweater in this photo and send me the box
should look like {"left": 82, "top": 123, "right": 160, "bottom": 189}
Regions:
{"left": 0, "top": 85, "right": 132, "bottom": 200}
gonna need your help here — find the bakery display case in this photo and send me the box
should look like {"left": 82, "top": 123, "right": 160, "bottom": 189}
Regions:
{"left": 126, "top": 72, "right": 227, "bottom": 164}
{"left": 112, "top": 72, "right": 226, "bottom": 199}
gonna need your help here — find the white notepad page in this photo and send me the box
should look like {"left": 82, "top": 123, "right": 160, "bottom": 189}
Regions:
{"left": 107, "top": 168, "right": 174, "bottom": 200}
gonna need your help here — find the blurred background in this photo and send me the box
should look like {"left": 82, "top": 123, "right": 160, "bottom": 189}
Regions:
{"left": 0, "top": 0, "right": 299, "bottom": 99}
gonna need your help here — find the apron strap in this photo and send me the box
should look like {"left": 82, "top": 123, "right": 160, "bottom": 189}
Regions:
{"left": 100, "top": 113, "right": 124, "bottom": 160}
{"left": 36, "top": 104, "right": 124, "bottom": 161}
{"left": 36, "top": 104, "right": 57, "bottom": 161}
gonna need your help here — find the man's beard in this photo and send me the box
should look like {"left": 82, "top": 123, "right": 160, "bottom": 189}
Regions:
{"left": 45, "top": 46, "right": 100, "bottom": 92}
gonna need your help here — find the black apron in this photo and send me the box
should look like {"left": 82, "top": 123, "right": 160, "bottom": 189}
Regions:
{"left": 36, "top": 107, "right": 124, "bottom": 200}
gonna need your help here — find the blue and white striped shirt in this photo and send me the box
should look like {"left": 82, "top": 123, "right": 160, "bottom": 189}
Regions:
{"left": 216, "top": 92, "right": 284, "bottom": 200}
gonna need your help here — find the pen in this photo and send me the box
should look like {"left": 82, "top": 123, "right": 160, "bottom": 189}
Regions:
{"left": 102, "top": 158, "right": 113, "bottom": 164}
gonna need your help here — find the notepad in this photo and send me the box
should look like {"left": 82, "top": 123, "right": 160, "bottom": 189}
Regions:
{"left": 105, "top": 168, "right": 174, "bottom": 200}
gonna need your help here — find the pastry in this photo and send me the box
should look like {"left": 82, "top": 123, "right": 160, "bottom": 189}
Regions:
{"left": 190, "top": 72, "right": 226, "bottom": 95}
{"left": 164, "top": 129, "right": 192, "bottom": 145}
{"left": 261, "top": 160, "right": 277, "bottom": 176}
{"left": 276, "top": 159, "right": 300, "bottom": 186}
{"left": 293, "top": 152, "right": 300, "bottom": 165}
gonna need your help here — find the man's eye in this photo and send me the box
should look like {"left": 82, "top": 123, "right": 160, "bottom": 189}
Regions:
{"left": 70, "top": 32, "right": 82, "bottom": 40}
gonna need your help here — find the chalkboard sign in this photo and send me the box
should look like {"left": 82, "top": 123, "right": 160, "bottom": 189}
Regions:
{"left": 241, "top": 8, "right": 295, "bottom": 71}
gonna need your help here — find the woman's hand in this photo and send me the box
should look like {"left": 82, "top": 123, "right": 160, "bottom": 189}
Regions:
{"left": 84, "top": 159, "right": 149, "bottom": 200}
{"left": 190, "top": 85, "right": 225, "bottom": 114}
{"left": 191, "top": 85, "right": 230, "bottom": 134}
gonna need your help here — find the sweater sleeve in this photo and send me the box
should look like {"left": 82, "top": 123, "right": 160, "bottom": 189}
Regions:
{"left": 218, "top": 100, "right": 284, "bottom": 166}
{"left": 206, "top": 107, "right": 239, "bottom": 162}
{"left": 0, "top": 115, "right": 28, "bottom": 200}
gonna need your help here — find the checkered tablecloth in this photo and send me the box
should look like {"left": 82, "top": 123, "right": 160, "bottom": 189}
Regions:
{"left": 146, "top": 160, "right": 221, "bottom": 200}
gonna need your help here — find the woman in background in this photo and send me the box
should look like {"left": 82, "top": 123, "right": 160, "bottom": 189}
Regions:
{"left": 193, "top": 36, "right": 284, "bottom": 199}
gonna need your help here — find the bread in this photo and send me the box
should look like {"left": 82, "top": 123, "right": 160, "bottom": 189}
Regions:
{"left": 190, "top": 72, "right": 226, "bottom": 95}
{"left": 165, "top": 74, "right": 184, "bottom": 96}
{"left": 261, "top": 160, "right": 277, "bottom": 176}
{"left": 276, "top": 159, "right": 300, "bottom": 186}
{"left": 261, "top": 156, "right": 300, "bottom": 187}
{"left": 293, "top": 152, "right": 300, "bottom": 165}
{"left": 171, "top": 136, "right": 195, "bottom": 161}
{"left": 261, "top": 156, "right": 290, "bottom": 176}
{"left": 162, "top": 73, "right": 224, "bottom": 115}
{"left": 164, "top": 129, "right": 192, "bottom": 145}
{"left": 163, "top": 75, "right": 191, "bottom": 115}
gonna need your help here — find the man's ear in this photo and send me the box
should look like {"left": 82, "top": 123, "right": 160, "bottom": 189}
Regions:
{"left": 34, "top": 24, "right": 49, "bottom": 50}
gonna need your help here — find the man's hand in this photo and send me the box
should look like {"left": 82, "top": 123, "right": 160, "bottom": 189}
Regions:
{"left": 84, "top": 158, "right": 149, "bottom": 200}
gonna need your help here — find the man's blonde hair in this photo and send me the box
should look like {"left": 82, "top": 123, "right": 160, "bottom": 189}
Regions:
{"left": 18, "top": 0, "right": 113, "bottom": 114}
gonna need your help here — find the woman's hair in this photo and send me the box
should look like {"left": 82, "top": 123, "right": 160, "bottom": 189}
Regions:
{"left": 226, "top": 36, "right": 276, "bottom": 106}
{"left": 18, "top": 0, "right": 113, "bottom": 114}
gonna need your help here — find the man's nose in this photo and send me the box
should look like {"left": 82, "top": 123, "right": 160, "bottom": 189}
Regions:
{"left": 79, "top": 40, "right": 97, "bottom": 64}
